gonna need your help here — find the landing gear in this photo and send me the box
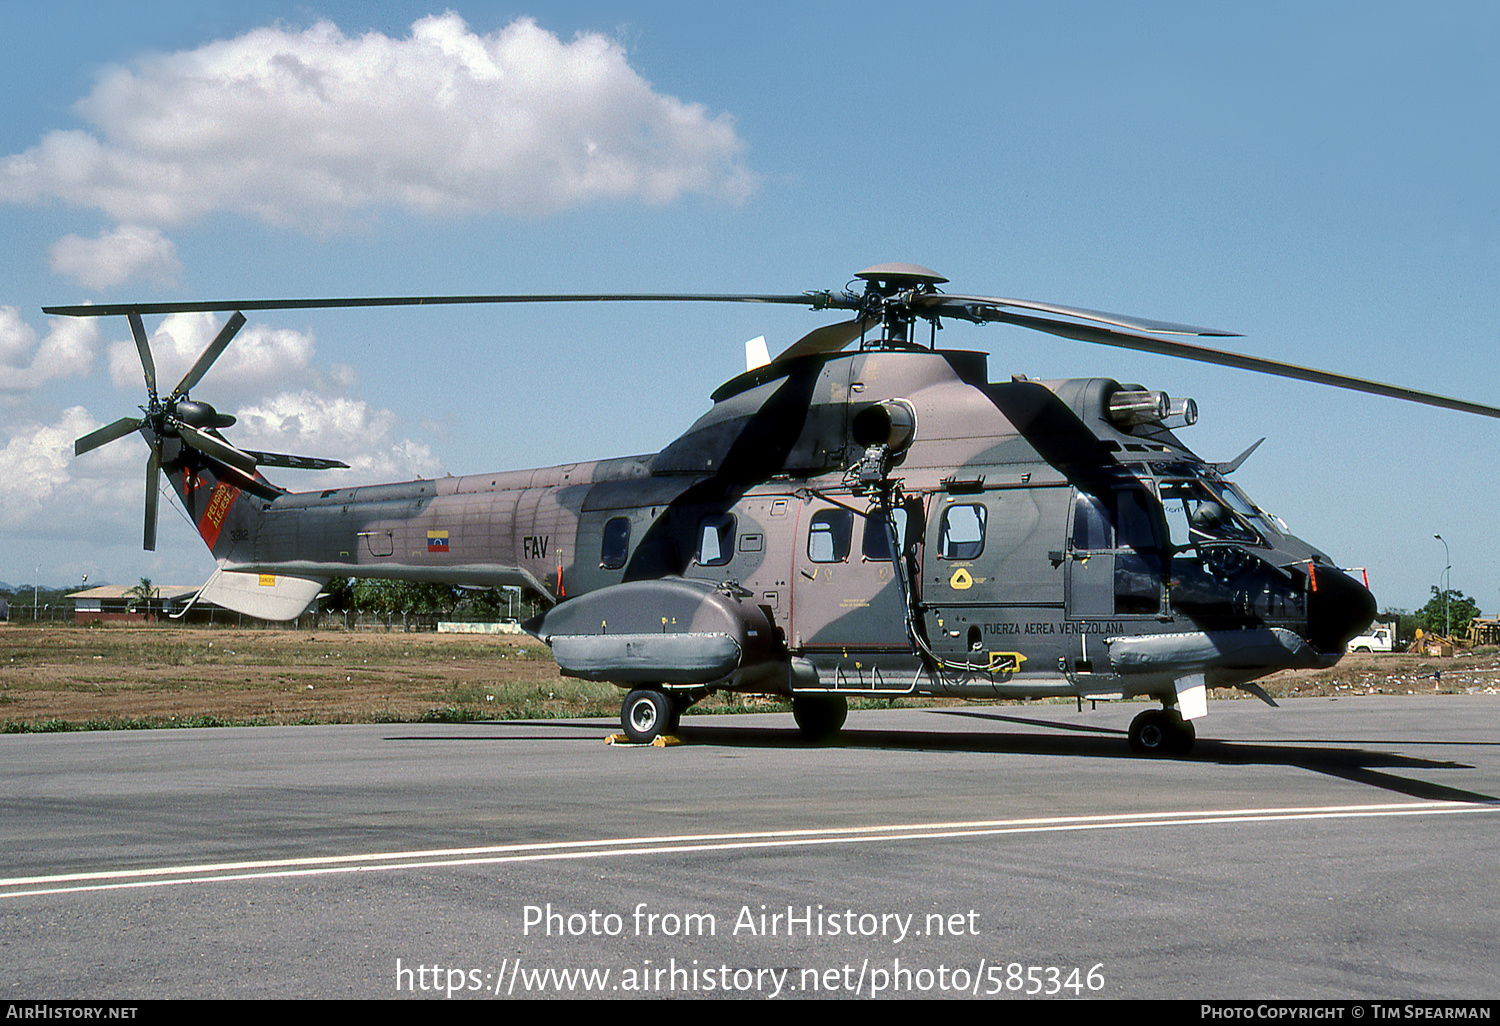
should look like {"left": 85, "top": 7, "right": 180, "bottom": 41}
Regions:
{"left": 621, "top": 689, "right": 673, "bottom": 744}
{"left": 1128, "top": 708, "right": 1196, "bottom": 756}
{"left": 792, "top": 694, "right": 847, "bottom": 741}
{"left": 663, "top": 693, "right": 685, "bottom": 736}
{"left": 620, "top": 688, "right": 701, "bottom": 743}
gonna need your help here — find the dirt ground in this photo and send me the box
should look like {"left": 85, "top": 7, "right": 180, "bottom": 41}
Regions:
{"left": 2, "top": 623, "right": 1497, "bottom": 731}
{"left": 0, "top": 624, "right": 603, "bottom": 729}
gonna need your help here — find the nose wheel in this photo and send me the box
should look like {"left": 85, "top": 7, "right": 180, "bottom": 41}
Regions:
{"left": 1128, "top": 708, "right": 1196, "bottom": 756}
{"left": 620, "top": 688, "right": 695, "bottom": 743}
{"left": 621, "top": 688, "right": 673, "bottom": 743}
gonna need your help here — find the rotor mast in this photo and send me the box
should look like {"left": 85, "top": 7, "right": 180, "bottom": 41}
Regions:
{"left": 850, "top": 262, "right": 950, "bottom": 347}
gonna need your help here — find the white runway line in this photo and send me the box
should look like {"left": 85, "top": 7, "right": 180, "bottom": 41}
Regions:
{"left": 3, "top": 800, "right": 1492, "bottom": 898}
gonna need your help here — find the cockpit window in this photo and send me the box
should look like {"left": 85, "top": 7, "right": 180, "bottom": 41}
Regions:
{"left": 1218, "top": 482, "right": 1285, "bottom": 539}
{"left": 1159, "top": 479, "right": 1262, "bottom": 547}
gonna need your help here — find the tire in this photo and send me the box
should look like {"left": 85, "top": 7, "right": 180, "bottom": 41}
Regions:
{"left": 1163, "top": 710, "right": 1196, "bottom": 755}
{"left": 664, "top": 692, "right": 694, "bottom": 735}
{"left": 1128, "top": 709, "right": 1168, "bottom": 754}
{"left": 621, "top": 689, "right": 672, "bottom": 744}
{"left": 792, "top": 695, "right": 847, "bottom": 741}
{"left": 1128, "top": 708, "right": 1195, "bottom": 756}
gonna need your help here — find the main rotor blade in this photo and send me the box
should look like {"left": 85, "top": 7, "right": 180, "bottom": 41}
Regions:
{"left": 920, "top": 294, "right": 1239, "bottom": 337}
{"left": 44, "top": 293, "right": 835, "bottom": 318}
{"left": 144, "top": 445, "right": 160, "bottom": 552}
{"left": 75, "top": 416, "right": 143, "bottom": 456}
{"left": 128, "top": 312, "right": 157, "bottom": 399}
{"left": 774, "top": 316, "right": 879, "bottom": 363}
{"left": 172, "top": 311, "right": 246, "bottom": 399}
{"left": 176, "top": 422, "right": 259, "bottom": 475}
{"left": 989, "top": 308, "right": 1500, "bottom": 420}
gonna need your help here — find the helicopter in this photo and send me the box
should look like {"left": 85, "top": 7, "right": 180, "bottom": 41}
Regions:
{"left": 50, "top": 263, "right": 1500, "bottom": 755}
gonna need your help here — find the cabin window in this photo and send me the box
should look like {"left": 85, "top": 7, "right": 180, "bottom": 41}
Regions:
{"left": 1116, "top": 489, "right": 1159, "bottom": 551}
{"left": 861, "top": 507, "right": 910, "bottom": 561}
{"left": 808, "top": 508, "right": 854, "bottom": 563}
{"left": 938, "top": 503, "right": 986, "bottom": 560}
{"left": 1072, "top": 493, "right": 1112, "bottom": 550}
{"left": 1074, "top": 488, "right": 1162, "bottom": 552}
{"left": 600, "top": 516, "right": 630, "bottom": 569}
{"left": 696, "top": 513, "right": 736, "bottom": 566}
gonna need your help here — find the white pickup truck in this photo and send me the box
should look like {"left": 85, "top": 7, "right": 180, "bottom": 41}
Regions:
{"left": 1347, "top": 624, "right": 1394, "bottom": 653}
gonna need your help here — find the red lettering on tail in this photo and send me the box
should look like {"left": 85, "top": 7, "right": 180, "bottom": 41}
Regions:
{"left": 198, "top": 482, "right": 240, "bottom": 548}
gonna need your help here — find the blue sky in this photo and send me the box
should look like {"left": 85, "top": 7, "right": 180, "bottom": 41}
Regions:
{"left": 1, "top": 1, "right": 1496, "bottom": 616}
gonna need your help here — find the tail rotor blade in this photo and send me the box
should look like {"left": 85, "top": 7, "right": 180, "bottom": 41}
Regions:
{"left": 173, "top": 311, "right": 246, "bottom": 399}
{"left": 242, "top": 450, "right": 349, "bottom": 470}
{"left": 144, "top": 445, "right": 161, "bottom": 552}
{"left": 177, "top": 421, "right": 259, "bottom": 475}
{"left": 129, "top": 312, "right": 158, "bottom": 401}
{"left": 75, "top": 416, "right": 144, "bottom": 457}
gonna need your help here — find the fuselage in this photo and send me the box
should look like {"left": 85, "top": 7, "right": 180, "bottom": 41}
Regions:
{"left": 166, "top": 346, "right": 1376, "bottom": 704}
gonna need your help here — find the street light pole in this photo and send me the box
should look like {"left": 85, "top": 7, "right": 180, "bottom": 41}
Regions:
{"left": 1434, "top": 534, "right": 1451, "bottom": 637}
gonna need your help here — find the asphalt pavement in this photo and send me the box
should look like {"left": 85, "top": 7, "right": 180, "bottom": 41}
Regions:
{"left": 3, "top": 694, "right": 1497, "bottom": 1000}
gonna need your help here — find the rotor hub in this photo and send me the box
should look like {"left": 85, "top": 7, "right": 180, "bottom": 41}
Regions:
{"left": 854, "top": 263, "right": 948, "bottom": 289}
{"left": 853, "top": 264, "right": 948, "bottom": 346}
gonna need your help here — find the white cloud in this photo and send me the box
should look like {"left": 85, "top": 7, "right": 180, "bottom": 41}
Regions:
{"left": 1, "top": 13, "right": 756, "bottom": 231}
{"left": 0, "top": 308, "right": 101, "bottom": 392}
{"left": 235, "top": 389, "right": 444, "bottom": 483}
{"left": 0, "top": 389, "right": 441, "bottom": 551}
{"left": 94, "top": 313, "right": 439, "bottom": 484}
{"left": 107, "top": 312, "right": 317, "bottom": 401}
{"left": 49, "top": 225, "right": 182, "bottom": 289}
{"left": 0, "top": 406, "right": 139, "bottom": 537}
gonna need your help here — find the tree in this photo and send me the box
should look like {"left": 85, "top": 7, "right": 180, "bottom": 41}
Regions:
{"left": 1414, "top": 586, "right": 1480, "bottom": 640}
{"left": 126, "top": 577, "right": 156, "bottom": 615}
{"left": 321, "top": 577, "right": 355, "bottom": 613}
{"left": 350, "top": 579, "right": 462, "bottom": 629}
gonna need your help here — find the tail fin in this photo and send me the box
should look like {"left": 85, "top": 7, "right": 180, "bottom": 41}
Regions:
{"left": 160, "top": 438, "right": 328, "bottom": 621}
{"left": 158, "top": 436, "right": 282, "bottom": 564}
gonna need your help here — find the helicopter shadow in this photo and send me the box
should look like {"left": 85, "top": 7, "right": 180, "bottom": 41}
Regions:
{"left": 398, "top": 712, "right": 1498, "bottom": 806}
{"left": 660, "top": 709, "right": 1499, "bottom": 805}
{"left": 925, "top": 708, "right": 1498, "bottom": 804}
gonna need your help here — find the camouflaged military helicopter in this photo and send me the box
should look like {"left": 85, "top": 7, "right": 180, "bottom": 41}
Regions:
{"left": 51, "top": 263, "right": 1500, "bottom": 755}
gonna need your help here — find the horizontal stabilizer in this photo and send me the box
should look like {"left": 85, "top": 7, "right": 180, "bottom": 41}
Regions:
{"left": 195, "top": 567, "right": 328, "bottom": 621}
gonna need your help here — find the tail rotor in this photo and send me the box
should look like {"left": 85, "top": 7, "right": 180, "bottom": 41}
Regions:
{"left": 73, "top": 310, "right": 346, "bottom": 550}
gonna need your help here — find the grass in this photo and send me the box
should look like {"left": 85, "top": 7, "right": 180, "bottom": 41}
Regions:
{"left": 4, "top": 622, "right": 1498, "bottom": 733}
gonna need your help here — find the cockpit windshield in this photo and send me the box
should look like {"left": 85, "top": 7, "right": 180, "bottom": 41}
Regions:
{"left": 1158, "top": 475, "right": 1279, "bottom": 548}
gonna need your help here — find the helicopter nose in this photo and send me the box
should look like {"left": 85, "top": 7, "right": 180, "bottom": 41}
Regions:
{"left": 1305, "top": 564, "right": 1378, "bottom": 653}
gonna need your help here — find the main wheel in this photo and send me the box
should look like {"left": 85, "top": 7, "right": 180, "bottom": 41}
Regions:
{"left": 792, "top": 695, "right": 847, "bottom": 741}
{"left": 621, "top": 689, "right": 672, "bottom": 744}
{"left": 1128, "top": 708, "right": 1196, "bottom": 756}
{"left": 664, "top": 692, "right": 691, "bottom": 735}
{"left": 1164, "top": 712, "right": 1196, "bottom": 755}
{"left": 1128, "top": 709, "right": 1168, "bottom": 754}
